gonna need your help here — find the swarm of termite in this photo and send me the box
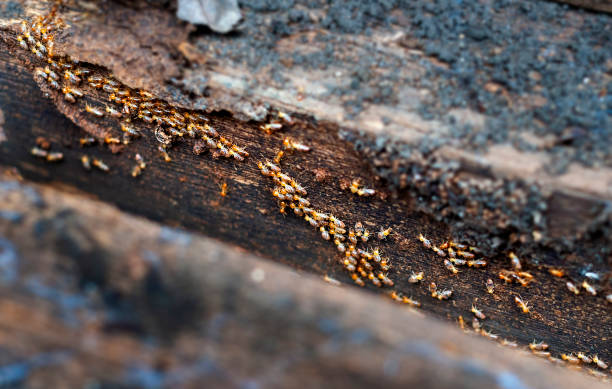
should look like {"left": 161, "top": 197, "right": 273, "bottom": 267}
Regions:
{"left": 497, "top": 252, "right": 535, "bottom": 286}
{"left": 17, "top": 4, "right": 248, "bottom": 165}
{"left": 418, "top": 234, "right": 487, "bottom": 273}
{"left": 19, "top": 5, "right": 612, "bottom": 375}
{"left": 258, "top": 154, "right": 395, "bottom": 290}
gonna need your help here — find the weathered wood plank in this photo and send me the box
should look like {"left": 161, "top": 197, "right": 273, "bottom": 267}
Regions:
{"left": 3, "top": 0, "right": 610, "bottom": 261}
{"left": 0, "top": 35, "right": 610, "bottom": 373}
{"left": 0, "top": 170, "right": 609, "bottom": 388}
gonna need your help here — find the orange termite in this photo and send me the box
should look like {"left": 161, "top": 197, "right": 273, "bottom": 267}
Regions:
{"left": 219, "top": 182, "right": 228, "bottom": 197}
{"left": 514, "top": 295, "right": 530, "bottom": 313}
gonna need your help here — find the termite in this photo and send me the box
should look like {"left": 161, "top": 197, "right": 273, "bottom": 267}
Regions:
{"left": 320, "top": 227, "right": 330, "bottom": 241}
{"left": 273, "top": 150, "right": 284, "bottom": 164}
{"left": 529, "top": 341, "right": 549, "bottom": 351}
{"left": 514, "top": 295, "right": 530, "bottom": 313}
{"left": 581, "top": 280, "right": 597, "bottom": 296}
{"left": 30, "top": 147, "right": 48, "bottom": 158}
{"left": 450, "top": 241, "right": 467, "bottom": 250}
{"left": 377, "top": 227, "right": 392, "bottom": 240}
{"left": 348, "top": 229, "right": 358, "bottom": 245}
{"left": 449, "top": 255, "right": 467, "bottom": 266}
{"left": 592, "top": 355, "right": 608, "bottom": 370}
{"left": 432, "top": 246, "right": 446, "bottom": 257}
{"left": 260, "top": 122, "right": 282, "bottom": 134}
{"left": 501, "top": 339, "right": 518, "bottom": 348}
{"left": 467, "top": 259, "right": 487, "bottom": 268}
{"left": 377, "top": 272, "right": 394, "bottom": 287}
{"left": 418, "top": 233, "right": 432, "bottom": 249}
{"left": 390, "top": 291, "right": 402, "bottom": 302}
{"left": 548, "top": 268, "right": 565, "bottom": 277}
{"left": 85, "top": 104, "right": 104, "bottom": 117}
{"left": 370, "top": 275, "right": 382, "bottom": 288}
{"left": 277, "top": 111, "right": 293, "bottom": 124}
{"left": 561, "top": 354, "right": 580, "bottom": 364}
{"left": 79, "top": 137, "right": 96, "bottom": 147}
{"left": 444, "top": 259, "right": 460, "bottom": 274}
{"left": 17, "top": 35, "right": 29, "bottom": 50}
{"left": 576, "top": 352, "right": 592, "bottom": 364}
{"left": 92, "top": 158, "right": 109, "bottom": 172}
{"left": 402, "top": 296, "right": 421, "bottom": 308}
{"left": 408, "top": 271, "right": 424, "bottom": 284}
{"left": 219, "top": 182, "right": 228, "bottom": 197}
{"left": 104, "top": 136, "right": 120, "bottom": 144}
{"left": 64, "top": 70, "right": 81, "bottom": 84}
{"left": 566, "top": 281, "right": 580, "bottom": 295}
{"left": 508, "top": 252, "right": 522, "bottom": 270}
{"left": 531, "top": 351, "right": 551, "bottom": 358}
{"left": 80, "top": 155, "right": 91, "bottom": 170}
{"left": 357, "top": 187, "right": 375, "bottom": 196}
{"left": 458, "top": 315, "right": 466, "bottom": 330}
{"left": 106, "top": 105, "right": 122, "bottom": 118}
{"left": 283, "top": 137, "right": 310, "bottom": 152}
{"left": 323, "top": 275, "right": 341, "bottom": 286}
{"left": 45, "top": 151, "right": 63, "bottom": 162}
{"left": 472, "top": 318, "right": 481, "bottom": 331}
{"left": 471, "top": 305, "right": 486, "bottom": 320}
{"left": 456, "top": 250, "right": 474, "bottom": 259}
{"left": 351, "top": 273, "right": 365, "bottom": 287}
{"left": 361, "top": 229, "right": 370, "bottom": 242}
{"left": 480, "top": 329, "right": 499, "bottom": 340}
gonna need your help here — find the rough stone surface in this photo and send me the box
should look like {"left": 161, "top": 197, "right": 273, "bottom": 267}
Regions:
{"left": 177, "top": 0, "right": 241, "bottom": 33}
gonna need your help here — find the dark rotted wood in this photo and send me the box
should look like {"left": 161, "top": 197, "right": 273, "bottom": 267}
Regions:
{"left": 0, "top": 38, "right": 611, "bottom": 375}
{"left": 2, "top": 0, "right": 609, "bottom": 262}
{"left": 0, "top": 171, "right": 609, "bottom": 388}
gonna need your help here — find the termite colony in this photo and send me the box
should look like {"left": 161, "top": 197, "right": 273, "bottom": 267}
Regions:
{"left": 498, "top": 252, "right": 534, "bottom": 287}
{"left": 258, "top": 137, "right": 410, "bottom": 300}
{"left": 547, "top": 267, "right": 607, "bottom": 300}
{"left": 418, "top": 234, "right": 487, "bottom": 270}
{"left": 458, "top": 315, "right": 611, "bottom": 376}
{"left": 17, "top": 2, "right": 248, "bottom": 173}
{"left": 12, "top": 1, "right": 611, "bottom": 376}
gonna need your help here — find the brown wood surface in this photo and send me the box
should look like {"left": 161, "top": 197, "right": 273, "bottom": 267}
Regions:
{"left": 1, "top": 0, "right": 610, "bottom": 257}
{"left": 0, "top": 169, "right": 609, "bottom": 388}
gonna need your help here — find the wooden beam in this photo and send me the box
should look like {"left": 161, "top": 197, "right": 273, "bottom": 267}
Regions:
{"left": 0, "top": 170, "right": 609, "bottom": 388}
{"left": 0, "top": 33, "right": 611, "bottom": 372}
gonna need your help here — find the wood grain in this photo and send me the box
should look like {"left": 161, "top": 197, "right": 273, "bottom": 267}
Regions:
{"left": 0, "top": 171, "right": 609, "bottom": 388}
{"left": 0, "top": 41, "right": 610, "bottom": 371}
